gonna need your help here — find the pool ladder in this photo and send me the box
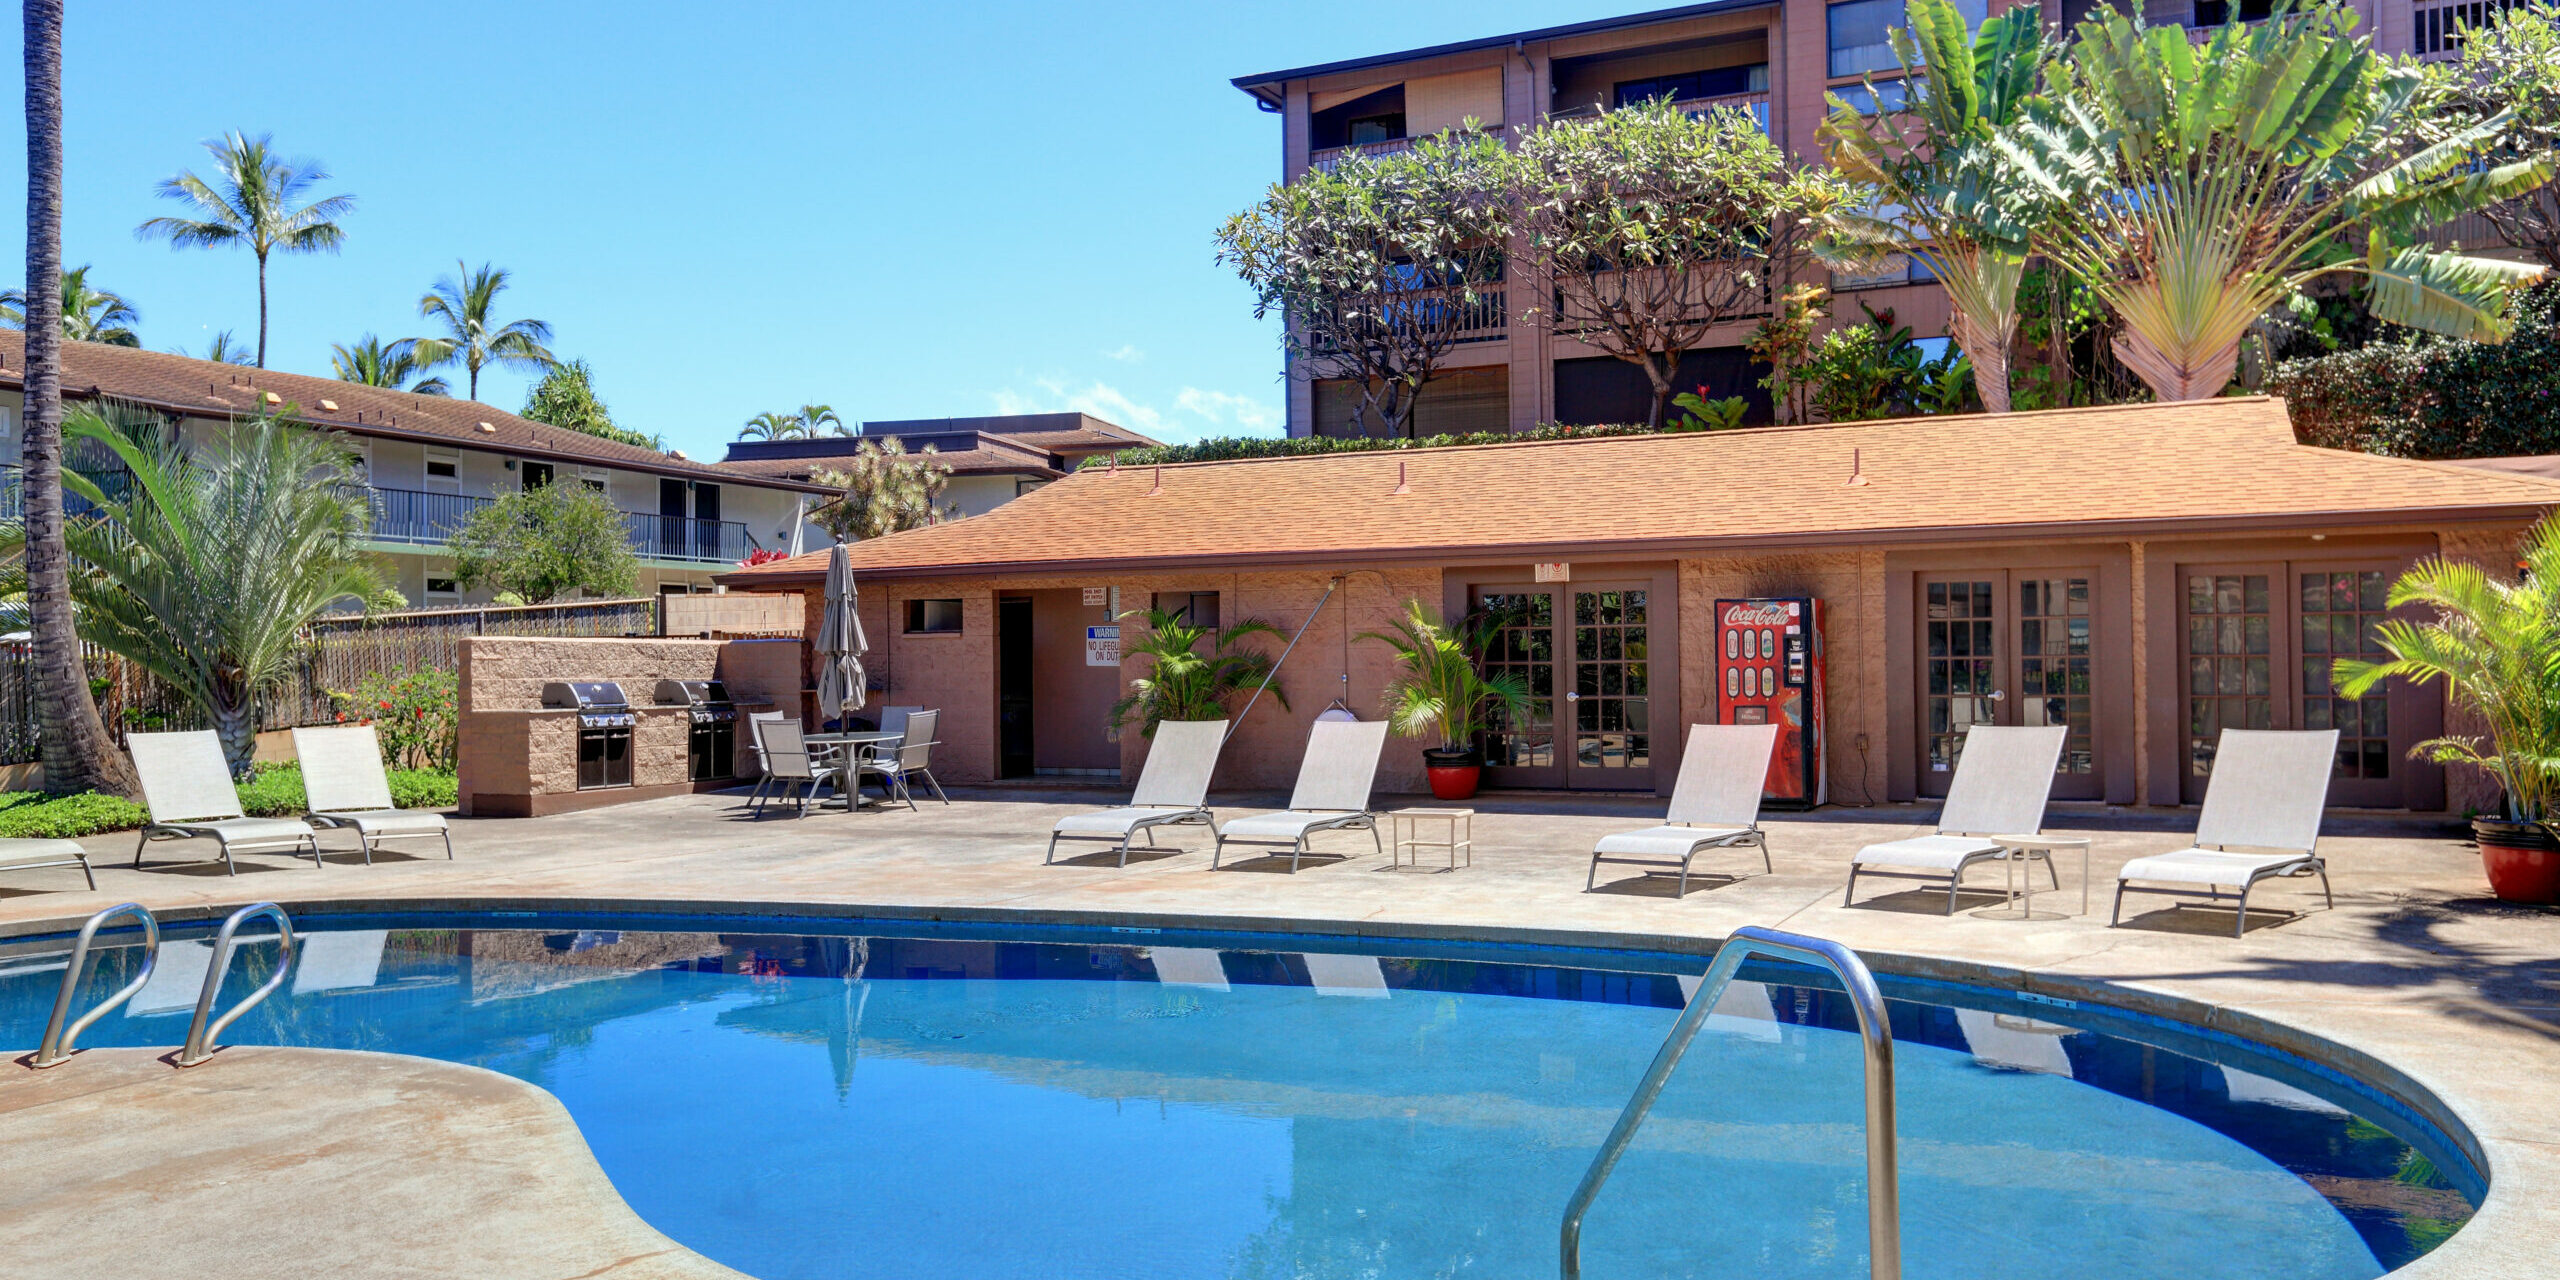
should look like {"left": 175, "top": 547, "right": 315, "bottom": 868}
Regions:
{"left": 1559, "top": 925, "right": 1902, "bottom": 1280}
{"left": 30, "top": 902, "right": 297, "bottom": 1069}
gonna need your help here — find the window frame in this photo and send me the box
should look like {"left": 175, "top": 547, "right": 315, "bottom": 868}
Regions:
{"left": 904, "top": 598, "right": 965, "bottom": 635}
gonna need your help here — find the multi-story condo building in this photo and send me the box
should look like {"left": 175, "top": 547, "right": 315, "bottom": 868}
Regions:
{"left": 719, "top": 413, "right": 1159, "bottom": 519}
{"left": 1233, "top": 0, "right": 2478, "bottom": 438}
{"left": 0, "top": 333, "right": 832, "bottom": 607}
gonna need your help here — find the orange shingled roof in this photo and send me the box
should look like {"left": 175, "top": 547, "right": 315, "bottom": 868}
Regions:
{"left": 720, "top": 397, "right": 2560, "bottom": 584}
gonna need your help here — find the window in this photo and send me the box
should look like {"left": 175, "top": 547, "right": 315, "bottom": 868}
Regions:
{"left": 1829, "top": 0, "right": 1984, "bottom": 78}
{"left": 424, "top": 449, "right": 461, "bottom": 490}
{"left": 424, "top": 576, "right": 459, "bottom": 604}
{"left": 520, "top": 461, "right": 554, "bottom": 490}
{"left": 905, "top": 598, "right": 964, "bottom": 634}
{"left": 2300, "top": 571, "right": 2392, "bottom": 779}
{"left": 1153, "top": 592, "right": 1220, "bottom": 627}
{"left": 578, "top": 467, "right": 608, "bottom": 493}
{"left": 1830, "top": 78, "right": 1916, "bottom": 115}
{"left": 1613, "top": 63, "right": 1766, "bottom": 109}
{"left": 1310, "top": 85, "right": 1407, "bottom": 150}
{"left": 2191, "top": 0, "right": 2273, "bottom": 27}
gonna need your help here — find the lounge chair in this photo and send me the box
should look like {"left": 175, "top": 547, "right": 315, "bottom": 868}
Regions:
{"left": 1843, "top": 724, "right": 2067, "bottom": 913}
{"left": 291, "top": 725, "right": 454, "bottom": 863}
{"left": 2112, "top": 728, "right": 2338, "bottom": 938}
{"left": 751, "top": 719, "right": 840, "bottom": 816}
{"left": 128, "top": 730, "right": 322, "bottom": 874}
{"left": 854, "top": 707, "right": 950, "bottom": 810}
{"left": 1586, "top": 723, "right": 1780, "bottom": 895}
{"left": 1046, "top": 719, "right": 1227, "bottom": 866}
{"left": 0, "top": 838, "right": 95, "bottom": 891}
{"left": 1212, "top": 719, "right": 1390, "bottom": 872}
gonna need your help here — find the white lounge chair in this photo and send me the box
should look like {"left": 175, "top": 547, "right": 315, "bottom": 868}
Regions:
{"left": 128, "top": 730, "right": 322, "bottom": 874}
{"left": 291, "top": 724, "right": 454, "bottom": 863}
{"left": 1213, "top": 719, "right": 1390, "bottom": 872}
{"left": 1586, "top": 723, "right": 1781, "bottom": 895}
{"left": 1843, "top": 724, "right": 2067, "bottom": 913}
{"left": 1047, "top": 719, "right": 1226, "bottom": 866}
{"left": 0, "top": 838, "right": 95, "bottom": 890}
{"left": 2113, "top": 728, "right": 2338, "bottom": 938}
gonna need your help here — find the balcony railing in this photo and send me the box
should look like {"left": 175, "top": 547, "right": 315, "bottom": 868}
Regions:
{"left": 2412, "top": 0, "right": 2521, "bottom": 56}
{"left": 1306, "top": 284, "right": 1508, "bottom": 354}
{"left": 1307, "top": 136, "right": 1416, "bottom": 174}
{"left": 0, "top": 461, "right": 137, "bottom": 522}
{"left": 1547, "top": 91, "right": 1771, "bottom": 133}
{"left": 364, "top": 485, "right": 753, "bottom": 564}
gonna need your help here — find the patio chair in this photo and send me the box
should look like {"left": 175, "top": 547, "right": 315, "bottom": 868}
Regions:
{"left": 1586, "top": 723, "right": 1781, "bottom": 895}
{"left": 2112, "top": 729, "right": 2338, "bottom": 938}
{"left": 744, "top": 711, "right": 788, "bottom": 807}
{"left": 128, "top": 730, "right": 323, "bottom": 875}
{"left": 291, "top": 724, "right": 454, "bottom": 864}
{"left": 752, "top": 719, "right": 840, "bottom": 817}
{"left": 1212, "top": 719, "right": 1391, "bottom": 872}
{"left": 854, "top": 708, "right": 950, "bottom": 810}
{"left": 0, "top": 838, "right": 95, "bottom": 891}
{"left": 1843, "top": 724, "right": 2067, "bottom": 913}
{"left": 1046, "top": 719, "right": 1227, "bottom": 866}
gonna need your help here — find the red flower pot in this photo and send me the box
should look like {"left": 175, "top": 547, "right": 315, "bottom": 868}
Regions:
{"left": 2476, "top": 819, "right": 2560, "bottom": 904}
{"left": 1426, "top": 764, "right": 1481, "bottom": 802}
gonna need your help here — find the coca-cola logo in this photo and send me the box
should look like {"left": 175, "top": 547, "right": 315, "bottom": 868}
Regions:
{"left": 1721, "top": 602, "right": 1793, "bottom": 629}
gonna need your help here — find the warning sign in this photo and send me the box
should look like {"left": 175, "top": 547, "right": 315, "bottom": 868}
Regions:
{"left": 1086, "top": 626, "right": 1120, "bottom": 667}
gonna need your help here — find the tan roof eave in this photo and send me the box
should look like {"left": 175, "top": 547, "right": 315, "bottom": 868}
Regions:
{"left": 715, "top": 502, "right": 2555, "bottom": 590}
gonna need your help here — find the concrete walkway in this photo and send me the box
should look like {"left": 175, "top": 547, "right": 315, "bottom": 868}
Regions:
{"left": 0, "top": 786, "right": 2554, "bottom": 1279}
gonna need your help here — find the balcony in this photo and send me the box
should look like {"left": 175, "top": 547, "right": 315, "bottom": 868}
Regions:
{"left": 1546, "top": 90, "right": 1771, "bottom": 133}
{"left": 0, "top": 460, "right": 136, "bottom": 522}
{"left": 364, "top": 486, "right": 753, "bottom": 565}
{"left": 1307, "top": 135, "right": 1417, "bottom": 174}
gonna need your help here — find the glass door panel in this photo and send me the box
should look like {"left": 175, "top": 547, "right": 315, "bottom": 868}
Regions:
{"left": 1566, "top": 588, "right": 1652, "bottom": 788}
{"left": 1473, "top": 590, "right": 1557, "bottom": 784}
{"left": 1920, "top": 578, "right": 2001, "bottom": 795}
{"left": 2182, "top": 568, "right": 2277, "bottom": 802}
{"left": 2018, "top": 575, "right": 2101, "bottom": 799}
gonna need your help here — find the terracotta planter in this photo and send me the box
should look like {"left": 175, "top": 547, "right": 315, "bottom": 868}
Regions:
{"left": 1423, "top": 747, "right": 1481, "bottom": 802}
{"left": 2474, "top": 818, "right": 2560, "bottom": 905}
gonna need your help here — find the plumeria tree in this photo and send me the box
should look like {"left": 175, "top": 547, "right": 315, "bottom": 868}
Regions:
{"left": 1514, "top": 98, "right": 1854, "bottom": 428}
{"left": 1219, "top": 128, "right": 1512, "bottom": 438}
{"left": 2007, "top": 2, "right": 2554, "bottom": 400}
{"left": 2417, "top": 8, "right": 2560, "bottom": 270}
{"left": 1819, "top": 0, "right": 2052, "bottom": 413}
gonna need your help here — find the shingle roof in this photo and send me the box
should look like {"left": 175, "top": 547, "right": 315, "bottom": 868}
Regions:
{"left": 0, "top": 332, "right": 832, "bottom": 494}
{"left": 720, "top": 438, "right": 1065, "bottom": 480}
{"left": 718, "top": 398, "right": 2560, "bottom": 585}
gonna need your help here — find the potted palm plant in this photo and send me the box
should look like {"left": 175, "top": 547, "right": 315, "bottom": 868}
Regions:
{"left": 2336, "top": 514, "right": 2560, "bottom": 903}
{"left": 1107, "top": 608, "right": 1286, "bottom": 737}
{"left": 1362, "top": 600, "right": 1533, "bottom": 801}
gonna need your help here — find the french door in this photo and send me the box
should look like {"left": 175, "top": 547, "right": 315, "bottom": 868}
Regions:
{"left": 1471, "top": 583, "right": 1657, "bottom": 791}
{"left": 1916, "top": 570, "right": 2103, "bottom": 800}
{"left": 2178, "top": 561, "right": 2409, "bottom": 807}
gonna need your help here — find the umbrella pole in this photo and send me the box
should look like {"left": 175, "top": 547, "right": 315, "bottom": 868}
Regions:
{"left": 1226, "top": 576, "right": 1339, "bottom": 745}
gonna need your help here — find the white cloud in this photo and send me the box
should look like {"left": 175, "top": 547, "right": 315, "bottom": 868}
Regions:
{"left": 1100, "top": 344, "right": 1145, "bottom": 363}
{"left": 990, "top": 376, "right": 1283, "bottom": 443}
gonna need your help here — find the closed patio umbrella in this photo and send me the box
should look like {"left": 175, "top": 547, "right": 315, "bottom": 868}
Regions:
{"left": 816, "top": 542, "right": 867, "bottom": 722}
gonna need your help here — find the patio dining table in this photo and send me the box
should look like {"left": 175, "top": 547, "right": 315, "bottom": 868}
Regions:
{"left": 804, "top": 731, "right": 901, "bottom": 811}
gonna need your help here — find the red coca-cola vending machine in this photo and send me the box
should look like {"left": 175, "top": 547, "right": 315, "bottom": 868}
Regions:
{"left": 1714, "top": 597, "right": 1826, "bottom": 808}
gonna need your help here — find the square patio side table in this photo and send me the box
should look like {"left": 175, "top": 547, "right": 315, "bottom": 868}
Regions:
{"left": 1390, "top": 808, "right": 1474, "bottom": 871}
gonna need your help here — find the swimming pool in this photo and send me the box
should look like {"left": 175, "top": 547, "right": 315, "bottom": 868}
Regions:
{"left": 0, "top": 911, "right": 2477, "bottom": 1280}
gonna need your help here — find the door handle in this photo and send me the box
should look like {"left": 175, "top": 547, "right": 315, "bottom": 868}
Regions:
{"left": 1564, "top": 692, "right": 1581, "bottom": 702}
{"left": 1988, "top": 690, "right": 2007, "bottom": 702}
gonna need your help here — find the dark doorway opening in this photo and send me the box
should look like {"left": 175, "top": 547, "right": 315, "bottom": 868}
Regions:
{"left": 998, "top": 596, "right": 1035, "bottom": 778}
{"left": 1552, "top": 347, "right": 1773, "bottom": 426}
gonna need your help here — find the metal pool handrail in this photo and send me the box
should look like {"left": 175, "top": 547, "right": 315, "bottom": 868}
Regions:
{"left": 31, "top": 902, "right": 161, "bottom": 1068}
{"left": 176, "top": 902, "right": 296, "bottom": 1068}
{"left": 1559, "top": 925, "right": 1901, "bottom": 1280}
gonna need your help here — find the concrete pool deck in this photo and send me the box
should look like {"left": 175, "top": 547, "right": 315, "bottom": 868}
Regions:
{"left": 1, "top": 785, "right": 2554, "bottom": 1279}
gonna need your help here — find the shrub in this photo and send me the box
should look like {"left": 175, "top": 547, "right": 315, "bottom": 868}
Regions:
{"left": 2272, "top": 285, "right": 2560, "bottom": 458}
{"left": 328, "top": 670, "right": 459, "bottom": 771}
{"left": 236, "top": 761, "right": 457, "bottom": 815}
{"left": 0, "top": 791, "right": 149, "bottom": 839}
{"left": 388, "top": 769, "right": 459, "bottom": 810}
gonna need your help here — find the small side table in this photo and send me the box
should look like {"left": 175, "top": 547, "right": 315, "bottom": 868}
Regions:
{"left": 1971, "top": 835, "right": 2094, "bottom": 920}
{"left": 1390, "top": 808, "right": 1474, "bottom": 871}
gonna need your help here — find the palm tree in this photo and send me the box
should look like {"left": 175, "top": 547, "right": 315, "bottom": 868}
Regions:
{"left": 1819, "top": 0, "right": 2051, "bottom": 413}
{"left": 330, "top": 334, "right": 452, "bottom": 395}
{"left": 1107, "top": 607, "right": 1288, "bottom": 736}
{"left": 798, "top": 403, "right": 846, "bottom": 436}
{"left": 61, "top": 403, "right": 391, "bottom": 775}
{"left": 1, "top": 265, "right": 141, "bottom": 346}
{"left": 1359, "top": 600, "right": 1534, "bottom": 754}
{"left": 135, "top": 131, "right": 353, "bottom": 369}
{"left": 2008, "top": 3, "right": 2554, "bottom": 400}
{"left": 195, "top": 330, "right": 254, "bottom": 365}
{"left": 416, "top": 261, "right": 553, "bottom": 401}
{"left": 20, "top": 0, "right": 133, "bottom": 796}
{"left": 739, "top": 410, "right": 808, "bottom": 441}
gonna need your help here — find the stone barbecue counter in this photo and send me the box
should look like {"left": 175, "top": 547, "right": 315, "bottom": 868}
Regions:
{"left": 458, "top": 635, "right": 799, "bottom": 817}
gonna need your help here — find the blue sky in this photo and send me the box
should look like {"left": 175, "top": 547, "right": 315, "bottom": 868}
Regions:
{"left": 0, "top": 0, "right": 1638, "bottom": 457}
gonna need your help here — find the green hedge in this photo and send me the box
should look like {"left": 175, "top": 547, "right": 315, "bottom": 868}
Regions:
{"left": 2271, "top": 284, "right": 2560, "bottom": 458}
{"left": 1077, "top": 421, "right": 1694, "bottom": 468}
{"left": 0, "top": 764, "right": 459, "bottom": 840}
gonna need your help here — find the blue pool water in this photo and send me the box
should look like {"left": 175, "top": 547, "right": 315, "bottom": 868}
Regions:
{"left": 0, "top": 914, "right": 2476, "bottom": 1280}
